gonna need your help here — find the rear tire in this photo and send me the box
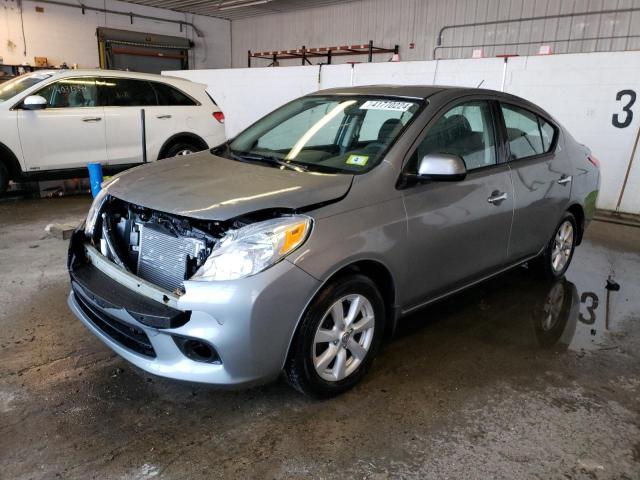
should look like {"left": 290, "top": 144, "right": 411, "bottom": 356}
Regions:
{"left": 531, "top": 212, "right": 577, "bottom": 280}
{"left": 161, "top": 141, "right": 202, "bottom": 159}
{"left": 0, "top": 163, "right": 8, "bottom": 196}
{"left": 284, "top": 274, "right": 385, "bottom": 398}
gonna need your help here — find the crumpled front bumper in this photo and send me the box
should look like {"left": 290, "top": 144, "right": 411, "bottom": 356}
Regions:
{"left": 67, "top": 229, "right": 321, "bottom": 387}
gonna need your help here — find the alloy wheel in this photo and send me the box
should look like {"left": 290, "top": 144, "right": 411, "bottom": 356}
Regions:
{"left": 313, "top": 294, "right": 375, "bottom": 382}
{"left": 551, "top": 220, "right": 574, "bottom": 274}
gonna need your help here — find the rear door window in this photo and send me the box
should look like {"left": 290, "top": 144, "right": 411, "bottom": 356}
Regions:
{"left": 500, "top": 104, "right": 556, "bottom": 160}
{"left": 100, "top": 78, "right": 158, "bottom": 107}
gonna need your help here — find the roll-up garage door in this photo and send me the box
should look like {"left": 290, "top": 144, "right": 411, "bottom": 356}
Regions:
{"left": 97, "top": 27, "right": 192, "bottom": 74}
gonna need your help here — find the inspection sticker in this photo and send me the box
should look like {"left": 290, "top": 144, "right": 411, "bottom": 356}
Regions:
{"left": 360, "top": 100, "right": 414, "bottom": 112}
{"left": 346, "top": 154, "right": 369, "bottom": 166}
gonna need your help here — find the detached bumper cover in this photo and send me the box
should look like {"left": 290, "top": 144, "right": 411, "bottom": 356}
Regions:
{"left": 67, "top": 230, "right": 321, "bottom": 386}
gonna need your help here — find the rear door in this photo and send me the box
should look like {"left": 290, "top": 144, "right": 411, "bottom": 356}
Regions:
{"left": 101, "top": 77, "right": 177, "bottom": 166}
{"left": 497, "top": 103, "right": 573, "bottom": 261}
{"left": 401, "top": 98, "right": 514, "bottom": 306}
{"left": 16, "top": 76, "right": 106, "bottom": 171}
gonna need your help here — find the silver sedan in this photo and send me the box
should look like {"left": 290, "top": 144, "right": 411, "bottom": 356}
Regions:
{"left": 67, "top": 86, "right": 600, "bottom": 397}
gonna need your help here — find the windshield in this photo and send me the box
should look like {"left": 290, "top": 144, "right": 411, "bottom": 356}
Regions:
{"left": 0, "top": 73, "right": 53, "bottom": 103}
{"left": 228, "top": 95, "right": 422, "bottom": 174}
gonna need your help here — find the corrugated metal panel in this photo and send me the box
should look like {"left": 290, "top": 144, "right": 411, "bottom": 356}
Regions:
{"left": 120, "top": 0, "right": 362, "bottom": 20}
{"left": 232, "top": 0, "right": 640, "bottom": 67}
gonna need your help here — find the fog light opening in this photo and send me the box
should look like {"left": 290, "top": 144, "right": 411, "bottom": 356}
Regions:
{"left": 173, "top": 336, "right": 221, "bottom": 364}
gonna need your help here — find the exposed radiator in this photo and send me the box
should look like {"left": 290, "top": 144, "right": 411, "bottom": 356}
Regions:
{"left": 136, "top": 223, "right": 206, "bottom": 292}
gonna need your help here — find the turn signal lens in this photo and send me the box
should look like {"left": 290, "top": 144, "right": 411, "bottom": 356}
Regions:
{"left": 281, "top": 222, "right": 308, "bottom": 255}
{"left": 213, "top": 111, "right": 225, "bottom": 124}
{"left": 588, "top": 155, "right": 600, "bottom": 168}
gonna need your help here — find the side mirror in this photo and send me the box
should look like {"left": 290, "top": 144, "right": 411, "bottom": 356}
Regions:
{"left": 22, "top": 95, "right": 47, "bottom": 110}
{"left": 416, "top": 153, "right": 467, "bottom": 181}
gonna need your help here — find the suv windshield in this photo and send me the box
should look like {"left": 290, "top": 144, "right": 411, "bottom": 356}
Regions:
{"left": 228, "top": 95, "right": 422, "bottom": 174}
{"left": 0, "top": 73, "right": 53, "bottom": 102}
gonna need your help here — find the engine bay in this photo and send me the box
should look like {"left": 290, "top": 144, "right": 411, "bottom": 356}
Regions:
{"left": 91, "top": 196, "right": 247, "bottom": 293}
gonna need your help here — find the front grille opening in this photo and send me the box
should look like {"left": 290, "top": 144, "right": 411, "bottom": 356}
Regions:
{"left": 74, "top": 289, "right": 156, "bottom": 358}
{"left": 94, "top": 197, "right": 229, "bottom": 293}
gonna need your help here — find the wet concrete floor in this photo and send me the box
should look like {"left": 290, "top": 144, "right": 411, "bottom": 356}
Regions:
{"left": 1, "top": 196, "right": 639, "bottom": 479}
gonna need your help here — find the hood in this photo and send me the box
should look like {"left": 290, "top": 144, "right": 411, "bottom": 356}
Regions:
{"left": 105, "top": 152, "right": 353, "bottom": 221}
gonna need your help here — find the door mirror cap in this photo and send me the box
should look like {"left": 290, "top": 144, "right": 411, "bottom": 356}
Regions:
{"left": 22, "top": 95, "right": 47, "bottom": 110}
{"left": 417, "top": 153, "right": 467, "bottom": 181}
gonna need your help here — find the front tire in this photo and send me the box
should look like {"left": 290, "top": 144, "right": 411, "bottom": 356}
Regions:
{"left": 532, "top": 212, "right": 577, "bottom": 280}
{"left": 284, "top": 274, "right": 385, "bottom": 398}
{"left": 0, "top": 163, "right": 8, "bottom": 196}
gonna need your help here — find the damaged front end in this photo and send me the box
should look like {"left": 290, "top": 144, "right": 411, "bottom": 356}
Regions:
{"left": 67, "top": 191, "right": 322, "bottom": 384}
{"left": 70, "top": 190, "right": 314, "bottom": 302}
{"left": 89, "top": 196, "right": 228, "bottom": 294}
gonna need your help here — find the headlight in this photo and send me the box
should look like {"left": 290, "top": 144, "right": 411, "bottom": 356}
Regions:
{"left": 84, "top": 187, "right": 109, "bottom": 237}
{"left": 191, "top": 215, "right": 312, "bottom": 282}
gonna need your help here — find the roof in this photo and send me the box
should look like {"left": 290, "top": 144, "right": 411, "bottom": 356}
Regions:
{"left": 312, "top": 85, "right": 453, "bottom": 100}
{"left": 26, "top": 69, "right": 194, "bottom": 84}
{"left": 310, "top": 84, "right": 552, "bottom": 117}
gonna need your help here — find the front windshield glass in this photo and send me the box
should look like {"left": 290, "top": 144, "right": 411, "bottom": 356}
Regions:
{"left": 0, "top": 73, "right": 52, "bottom": 102}
{"left": 228, "top": 95, "right": 422, "bottom": 174}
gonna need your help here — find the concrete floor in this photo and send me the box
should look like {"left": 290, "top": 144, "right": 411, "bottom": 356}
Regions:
{"left": 1, "top": 196, "right": 639, "bottom": 480}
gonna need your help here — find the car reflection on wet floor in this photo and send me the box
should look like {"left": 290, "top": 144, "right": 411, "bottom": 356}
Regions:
{"left": 395, "top": 235, "right": 639, "bottom": 357}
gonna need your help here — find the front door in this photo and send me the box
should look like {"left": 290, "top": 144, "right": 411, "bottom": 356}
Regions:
{"left": 498, "top": 103, "right": 573, "bottom": 261}
{"left": 17, "top": 76, "right": 106, "bottom": 172}
{"left": 401, "top": 99, "right": 514, "bottom": 307}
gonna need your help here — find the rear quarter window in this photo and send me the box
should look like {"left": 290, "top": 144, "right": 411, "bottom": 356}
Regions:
{"left": 152, "top": 82, "right": 198, "bottom": 106}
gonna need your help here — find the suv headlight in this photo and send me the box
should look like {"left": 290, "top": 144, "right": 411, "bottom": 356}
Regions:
{"left": 191, "top": 215, "right": 312, "bottom": 282}
{"left": 84, "top": 187, "right": 109, "bottom": 237}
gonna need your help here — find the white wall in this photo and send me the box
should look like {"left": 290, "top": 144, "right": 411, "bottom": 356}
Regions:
{"left": 167, "top": 50, "right": 640, "bottom": 214}
{"left": 0, "top": 0, "right": 231, "bottom": 69}
{"left": 231, "top": 0, "right": 640, "bottom": 67}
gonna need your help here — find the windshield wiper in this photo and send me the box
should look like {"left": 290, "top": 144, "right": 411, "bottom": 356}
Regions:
{"left": 230, "top": 150, "right": 308, "bottom": 172}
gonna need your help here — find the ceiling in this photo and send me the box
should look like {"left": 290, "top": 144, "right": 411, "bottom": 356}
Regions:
{"left": 122, "top": 0, "right": 360, "bottom": 20}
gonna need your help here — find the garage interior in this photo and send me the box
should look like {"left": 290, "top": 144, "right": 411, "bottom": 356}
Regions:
{"left": 1, "top": 0, "right": 640, "bottom": 478}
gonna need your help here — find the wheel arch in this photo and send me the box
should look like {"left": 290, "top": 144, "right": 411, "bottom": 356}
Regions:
{"left": 0, "top": 142, "right": 24, "bottom": 180}
{"left": 566, "top": 203, "right": 585, "bottom": 245}
{"left": 157, "top": 132, "right": 209, "bottom": 159}
{"left": 283, "top": 257, "right": 399, "bottom": 369}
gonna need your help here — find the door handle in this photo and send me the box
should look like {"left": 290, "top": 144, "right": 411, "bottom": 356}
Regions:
{"left": 557, "top": 175, "right": 572, "bottom": 185}
{"left": 82, "top": 117, "right": 102, "bottom": 122}
{"left": 156, "top": 114, "right": 172, "bottom": 119}
{"left": 487, "top": 191, "right": 508, "bottom": 204}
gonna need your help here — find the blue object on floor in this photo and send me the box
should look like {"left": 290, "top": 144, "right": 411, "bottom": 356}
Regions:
{"left": 87, "top": 162, "right": 103, "bottom": 198}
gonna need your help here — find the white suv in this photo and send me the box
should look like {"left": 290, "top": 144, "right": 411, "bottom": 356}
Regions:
{"left": 0, "top": 69, "right": 226, "bottom": 194}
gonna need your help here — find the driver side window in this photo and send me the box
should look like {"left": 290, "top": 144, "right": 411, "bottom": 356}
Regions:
{"left": 35, "top": 77, "right": 98, "bottom": 108}
{"left": 415, "top": 100, "right": 497, "bottom": 171}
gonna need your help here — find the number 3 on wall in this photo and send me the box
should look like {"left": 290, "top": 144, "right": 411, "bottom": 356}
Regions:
{"left": 612, "top": 89, "right": 636, "bottom": 129}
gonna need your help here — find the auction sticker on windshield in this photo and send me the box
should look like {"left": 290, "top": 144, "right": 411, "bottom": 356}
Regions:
{"left": 346, "top": 154, "right": 369, "bottom": 166}
{"left": 360, "top": 100, "right": 414, "bottom": 111}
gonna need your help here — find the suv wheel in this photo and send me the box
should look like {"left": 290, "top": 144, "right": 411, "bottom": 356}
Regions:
{"left": 284, "top": 274, "right": 385, "bottom": 398}
{"left": 532, "top": 212, "right": 577, "bottom": 280}
{"left": 162, "top": 141, "right": 201, "bottom": 159}
{"left": 0, "top": 163, "right": 8, "bottom": 196}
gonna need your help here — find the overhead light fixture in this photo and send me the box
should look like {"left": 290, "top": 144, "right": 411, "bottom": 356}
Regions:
{"left": 218, "top": 0, "right": 271, "bottom": 11}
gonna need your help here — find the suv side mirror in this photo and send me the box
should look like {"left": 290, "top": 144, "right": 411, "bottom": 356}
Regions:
{"left": 22, "top": 95, "right": 47, "bottom": 110}
{"left": 416, "top": 153, "right": 467, "bottom": 181}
